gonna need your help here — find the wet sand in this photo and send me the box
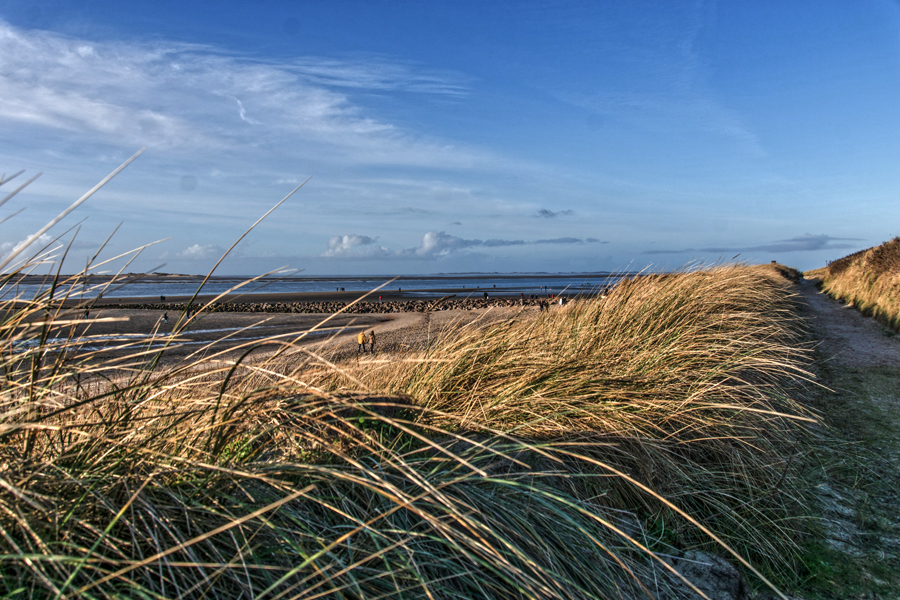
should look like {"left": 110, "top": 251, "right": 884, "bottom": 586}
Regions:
{"left": 18, "top": 283, "right": 560, "bottom": 370}
{"left": 53, "top": 300, "right": 540, "bottom": 367}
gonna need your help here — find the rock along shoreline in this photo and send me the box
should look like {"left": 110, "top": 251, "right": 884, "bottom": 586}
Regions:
{"left": 92, "top": 296, "right": 576, "bottom": 314}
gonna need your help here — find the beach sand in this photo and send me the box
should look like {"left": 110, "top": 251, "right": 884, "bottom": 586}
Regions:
{"left": 64, "top": 299, "right": 537, "bottom": 368}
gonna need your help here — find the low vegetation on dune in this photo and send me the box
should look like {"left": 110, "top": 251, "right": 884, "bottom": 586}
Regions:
{"left": 319, "top": 264, "right": 821, "bottom": 577}
{"left": 0, "top": 162, "right": 820, "bottom": 599}
{"left": 807, "top": 236, "right": 900, "bottom": 332}
{"left": 0, "top": 257, "right": 821, "bottom": 599}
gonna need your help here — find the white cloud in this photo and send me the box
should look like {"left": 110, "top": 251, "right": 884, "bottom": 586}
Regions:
{"left": 0, "top": 233, "right": 58, "bottom": 261}
{"left": 177, "top": 243, "right": 224, "bottom": 260}
{"left": 322, "top": 234, "right": 382, "bottom": 257}
{"left": 317, "top": 230, "right": 602, "bottom": 261}
{"left": 414, "top": 231, "right": 479, "bottom": 256}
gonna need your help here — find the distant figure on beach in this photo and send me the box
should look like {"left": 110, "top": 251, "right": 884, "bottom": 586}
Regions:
{"left": 483, "top": 291, "right": 488, "bottom": 299}
{"left": 357, "top": 331, "right": 367, "bottom": 353}
{"left": 378, "top": 295, "right": 382, "bottom": 303}
{"left": 163, "top": 312, "right": 168, "bottom": 324}
{"left": 369, "top": 330, "right": 376, "bottom": 353}
{"left": 84, "top": 308, "right": 89, "bottom": 318}
{"left": 160, "top": 295, "right": 165, "bottom": 302}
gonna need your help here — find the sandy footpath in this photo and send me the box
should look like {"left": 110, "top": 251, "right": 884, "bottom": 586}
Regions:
{"left": 799, "top": 278, "right": 900, "bottom": 370}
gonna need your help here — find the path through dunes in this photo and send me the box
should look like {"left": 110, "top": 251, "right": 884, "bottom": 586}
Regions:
{"left": 798, "top": 277, "right": 900, "bottom": 597}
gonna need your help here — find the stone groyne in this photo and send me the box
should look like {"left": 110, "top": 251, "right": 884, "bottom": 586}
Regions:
{"left": 93, "top": 297, "right": 573, "bottom": 314}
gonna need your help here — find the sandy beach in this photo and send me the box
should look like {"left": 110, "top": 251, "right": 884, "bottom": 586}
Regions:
{"left": 58, "top": 294, "right": 539, "bottom": 367}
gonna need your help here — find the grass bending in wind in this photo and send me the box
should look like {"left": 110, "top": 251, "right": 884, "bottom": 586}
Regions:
{"left": 0, "top": 301, "right": 709, "bottom": 600}
{"left": 318, "top": 264, "right": 820, "bottom": 585}
{"left": 807, "top": 236, "right": 900, "bottom": 332}
{"left": 1, "top": 169, "right": 815, "bottom": 598}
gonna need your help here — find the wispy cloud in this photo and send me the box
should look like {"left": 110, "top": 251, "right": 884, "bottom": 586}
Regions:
{"left": 411, "top": 231, "right": 602, "bottom": 257}
{"left": 535, "top": 208, "right": 574, "bottom": 218}
{"left": 178, "top": 243, "right": 225, "bottom": 260}
{"left": 0, "top": 20, "right": 479, "bottom": 168}
{"left": 288, "top": 57, "right": 468, "bottom": 96}
{"left": 645, "top": 234, "right": 864, "bottom": 255}
{"left": 362, "top": 206, "right": 436, "bottom": 216}
{"left": 549, "top": 6, "right": 764, "bottom": 156}
{"left": 233, "top": 97, "right": 260, "bottom": 125}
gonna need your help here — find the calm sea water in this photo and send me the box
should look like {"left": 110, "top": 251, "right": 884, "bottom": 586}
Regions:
{"left": 3, "top": 273, "right": 624, "bottom": 300}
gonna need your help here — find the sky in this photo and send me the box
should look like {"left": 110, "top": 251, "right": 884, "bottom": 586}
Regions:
{"left": 1, "top": 0, "right": 898, "bottom": 275}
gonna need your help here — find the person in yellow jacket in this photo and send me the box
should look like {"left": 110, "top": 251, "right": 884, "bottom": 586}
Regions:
{"left": 357, "top": 331, "right": 367, "bottom": 353}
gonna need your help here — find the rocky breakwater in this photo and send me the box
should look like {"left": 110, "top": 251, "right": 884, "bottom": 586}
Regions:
{"left": 95, "top": 297, "right": 575, "bottom": 314}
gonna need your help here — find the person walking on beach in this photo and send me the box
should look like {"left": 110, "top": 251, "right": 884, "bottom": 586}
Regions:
{"left": 357, "top": 331, "right": 367, "bottom": 353}
{"left": 163, "top": 312, "right": 168, "bottom": 324}
{"left": 368, "top": 330, "right": 376, "bottom": 354}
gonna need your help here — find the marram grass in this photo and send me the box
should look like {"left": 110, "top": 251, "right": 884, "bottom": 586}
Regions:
{"left": 1, "top": 170, "right": 818, "bottom": 599}
{"left": 808, "top": 236, "right": 900, "bottom": 332}
{"left": 0, "top": 264, "right": 817, "bottom": 599}
{"left": 312, "top": 263, "right": 819, "bottom": 582}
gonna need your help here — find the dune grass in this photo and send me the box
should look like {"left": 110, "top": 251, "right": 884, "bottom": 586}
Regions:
{"left": 0, "top": 266, "right": 817, "bottom": 599}
{"left": 0, "top": 269, "right": 714, "bottom": 599}
{"left": 807, "top": 237, "right": 900, "bottom": 332}
{"left": 312, "top": 264, "right": 820, "bottom": 580}
{"left": 1, "top": 168, "right": 819, "bottom": 598}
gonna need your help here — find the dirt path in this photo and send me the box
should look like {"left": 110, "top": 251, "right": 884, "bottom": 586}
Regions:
{"left": 795, "top": 277, "right": 900, "bottom": 598}
{"left": 800, "top": 278, "right": 900, "bottom": 370}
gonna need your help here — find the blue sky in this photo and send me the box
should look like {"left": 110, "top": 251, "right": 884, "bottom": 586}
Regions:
{"left": 1, "top": 1, "right": 898, "bottom": 275}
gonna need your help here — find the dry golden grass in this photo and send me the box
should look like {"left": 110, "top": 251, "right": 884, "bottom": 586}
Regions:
{"left": 808, "top": 237, "right": 900, "bottom": 332}
{"left": 1, "top": 165, "right": 817, "bottom": 598}
{"left": 307, "top": 263, "right": 820, "bottom": 578}
{"left": 1, "top": 264, "right": 817, "bottom": 599}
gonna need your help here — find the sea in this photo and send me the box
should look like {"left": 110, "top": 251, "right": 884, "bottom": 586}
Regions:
{"left": 3, "top": 273, "right": 626, "bottom": 301}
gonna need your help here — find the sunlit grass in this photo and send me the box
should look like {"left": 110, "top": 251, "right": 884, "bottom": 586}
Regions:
{"left": 807, "top": 237, "right": 900, "bottom": 332}
{"left": 310, "top": 264, "right": 820, "bottom": 582}
{"left": 1, "top": 165, "right": 815, "bottom": 598}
